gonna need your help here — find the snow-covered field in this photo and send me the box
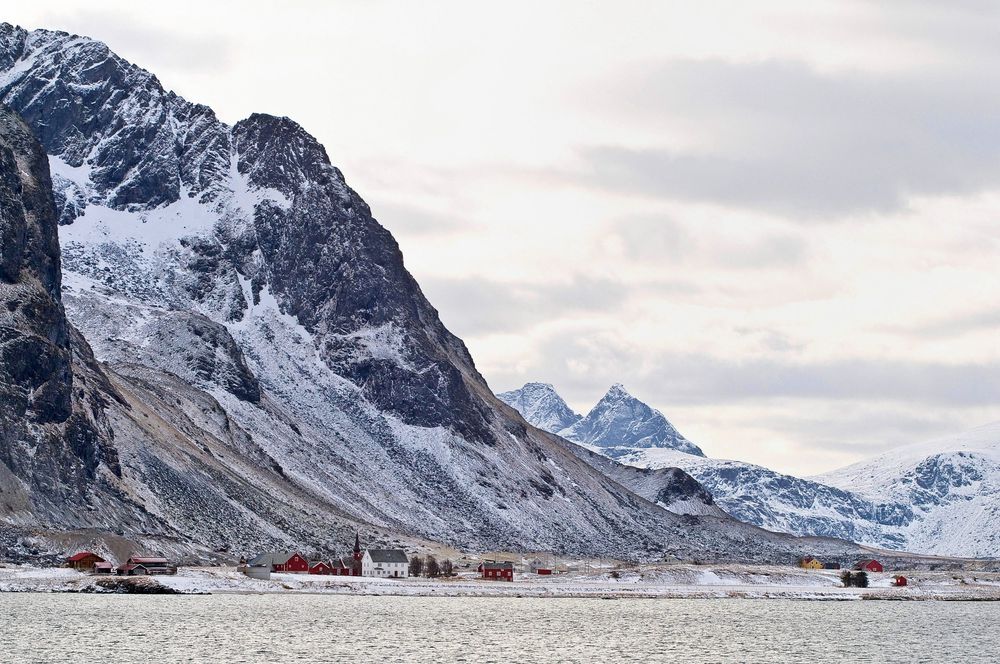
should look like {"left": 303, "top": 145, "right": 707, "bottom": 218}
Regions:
{"left": 3, "top": 564, "right": 1000, "bottom": 600}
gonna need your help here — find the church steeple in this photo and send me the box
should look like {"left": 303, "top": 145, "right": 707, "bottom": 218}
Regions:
{"left": 351, "top": 531, "right": 363, "bottom": 576}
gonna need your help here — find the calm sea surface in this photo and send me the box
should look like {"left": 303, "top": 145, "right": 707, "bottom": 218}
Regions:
{"left": 1, "top": 594, "right": 998, "bottom": 663}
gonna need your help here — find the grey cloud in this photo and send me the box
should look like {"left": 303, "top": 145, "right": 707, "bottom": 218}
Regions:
{"left": 421, "top": 275, "right": 631, "bottom": 336}
{"left": 373, "top": 201, "right": 471, "bottom": 236}
{"left": 893, "top": 309, "right": 1000, "bottom": 339}
{"left": 578, "top": 58, "right": 1000, "bottom": 216}
{"left": 608, "top": 215, "right": 808, "bottom": 270}
{"left": 494, "top": 331, "right": 1000, "bottom": 408}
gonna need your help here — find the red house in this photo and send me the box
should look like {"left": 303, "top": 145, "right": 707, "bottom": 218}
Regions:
{"left": 893, "top": 575, "right": 908, "bottom": 587}
{"left": 309, "top": 561, "right": 334, "bottom": 575}
{"left": 854, "top": 559, "right": 884, "bottom": 573}
{"left": 66, "top": 551, "right": 105, "bottom": 572}
{"left": 249, "top": 551, "right": 309, "bottom": 573}
{"left": 479, "top": 560, "right": 514, "bottom": 581}
{"left": 535, "top": 568, "right": 553, "bottom": 575}
{"left": 330, "top": 558, "right": 353, "bottom": 576}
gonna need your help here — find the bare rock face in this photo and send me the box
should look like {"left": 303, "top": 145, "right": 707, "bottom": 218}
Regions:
{"left": 0, "top": 107, "right": 120, "bottom": 519}
{"left": 0, "top": 109, "right": 71, "bottom": 424}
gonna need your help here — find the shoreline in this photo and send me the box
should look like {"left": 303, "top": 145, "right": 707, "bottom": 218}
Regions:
{"left": 3, "top": 563, "right": 1000, "bottom": 601}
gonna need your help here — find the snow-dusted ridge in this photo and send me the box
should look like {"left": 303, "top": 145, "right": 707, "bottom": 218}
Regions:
{"left": 501, "top": 382, "right": 1000, "bottom": 558}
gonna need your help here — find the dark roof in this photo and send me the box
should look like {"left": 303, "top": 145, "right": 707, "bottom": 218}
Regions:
{"left": 249, "top": 552, "right": 301, "bottom": 566}
{"left": 67, "top": 551, "right": 103, "bottom": 562}
{"left": 309, "top": 560, "right": 331, "bottom": 567}
{"left": 367, "top": 549, "right": 409, "bottom": 564}
{"left": 481, "top": 561, "right": 514, "bottom": 570}
{"left": 331, "top": 558, "right": 349, "bottom": 569}
{"left": 127, "top": 557, "right": 169, "bottom": 565}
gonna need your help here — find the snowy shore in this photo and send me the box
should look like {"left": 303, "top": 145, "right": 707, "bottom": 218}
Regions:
{"left": 3, "top": 564, "right": 1000, "bottom": 600}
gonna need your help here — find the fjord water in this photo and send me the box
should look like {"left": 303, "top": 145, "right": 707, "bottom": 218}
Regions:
{"left": 2, "top": 595, "right": 997, "bottom": 663}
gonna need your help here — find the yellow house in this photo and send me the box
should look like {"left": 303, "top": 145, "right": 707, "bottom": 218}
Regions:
{"left": 798, "top": 557, "right": 823, "bottom": 570}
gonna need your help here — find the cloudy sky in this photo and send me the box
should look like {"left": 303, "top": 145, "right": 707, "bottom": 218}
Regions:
{"left": 10, "top": 1, "right": 1000, "bottom": 475}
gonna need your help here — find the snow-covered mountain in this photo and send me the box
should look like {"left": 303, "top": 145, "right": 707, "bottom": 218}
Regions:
{"left": 817, "top": 422, "right": 1000, "bottom": 558}
{"left": 502, "top": 382, "right": 1000, "bottom": 557}
{"left": 500, "top": 383, "right": 704, "bottom": 456}
{"left": 497, "top": 383, "right": 581, "bottom": 433}
{"left": 0, "top": 23, "right": 870, "bottom": 564}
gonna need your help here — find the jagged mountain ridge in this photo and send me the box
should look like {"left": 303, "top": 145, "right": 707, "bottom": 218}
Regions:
{"left": 501, "top": 382, "right": 1000, "bottom": 557}
{"left": 499, "top": 383, "right": 705, "bottom": 456}
{"left": 496, "top": 383, "right": 582, "bottom": 433}
{"left": 0, "top": 23, "right": 868, "bottom": 563}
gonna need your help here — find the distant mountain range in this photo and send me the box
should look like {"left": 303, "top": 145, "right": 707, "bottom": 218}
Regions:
{"left": 499, "top": 382, "right": 1000, "bottom": 558}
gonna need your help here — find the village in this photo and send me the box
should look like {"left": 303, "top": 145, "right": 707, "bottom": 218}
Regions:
{"left": 5, "top": 539, "right": 1000, "bottom": 600}
{"left": 56, "top": 534, "right": 520, "bottom": 585}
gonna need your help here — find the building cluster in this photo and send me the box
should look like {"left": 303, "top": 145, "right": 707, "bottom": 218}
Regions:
{"left": 65, "top": 551, "right": 177, "bottom": 576}
{"left": 798, "top": 556, "right": 908, "bottom": 585}
{"left": 799, "top": 557, "right": 885, "bottom": 573}
{"left": 247, "top": 534, "right": 410, "bottom": 579}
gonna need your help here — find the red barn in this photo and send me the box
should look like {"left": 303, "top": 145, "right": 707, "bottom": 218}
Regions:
{"left": 893, "top": 575, "right": 908, "bottom": 587}
{"left": 479, "top": 560, "right": 514, "bottom": 581}
{"left": 250, "top": 552, "right": 309, "bottom": 573}
{"left": 309, "top": 561, "right": 334, "bottom": 575}
{"left": 535, "top": 568, "right": 553, "bottom": 575}
{"left": 854, "top": 559, "right": 884, "bottom": 573}
{"left": 66, "top": 551, "right": 105, "bottom": 572}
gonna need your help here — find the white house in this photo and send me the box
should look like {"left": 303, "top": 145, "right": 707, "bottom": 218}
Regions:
{"left": 362, "top": 549, "right": 409, "bottom": 578}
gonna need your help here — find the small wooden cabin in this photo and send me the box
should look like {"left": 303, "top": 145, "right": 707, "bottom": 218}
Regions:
{"left": 479, "top": 560, "right": 514, "bottom": 581}
{"left": 893, "top": 575, "right": 908, "bottom": 587}
{"left": 249, "top": 552, "right": 310, "bottom": 573}
{"left": 798, "top": 557, "right": 823, "bottom": 570}
{"left": 330, "top": 558, "right": 353, "bottom": 576}
{"left": 854, "top": 559, "right": 884, "bottom": 573}
{"left": 118, "top": 556, "right": 175, "bottom": 575}
{"left": 66, "top": 551, "right": 105, "bottom": 571}
{"left": 309, "top": 561, "right": 334, "bottom": 575}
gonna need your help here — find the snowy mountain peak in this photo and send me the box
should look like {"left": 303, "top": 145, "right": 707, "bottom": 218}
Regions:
{"left": 562, "top": 385, "right": 705, "bottom": 457}
{"left": 497, "top": 382, "right": 582, "bottom": 434}
{"left": 501, "top": 382, "right": 705, "bottom": 457}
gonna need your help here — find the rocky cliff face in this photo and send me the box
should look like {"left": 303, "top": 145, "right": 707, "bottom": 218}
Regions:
{"left": 0, "top": 23, "right": 870, "bottom": 563}
{"left": 0, "top": 107, "right": 110, "bottom": 519}
{"left": 0, "top": 105, "right": 391, "bottom": 561}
